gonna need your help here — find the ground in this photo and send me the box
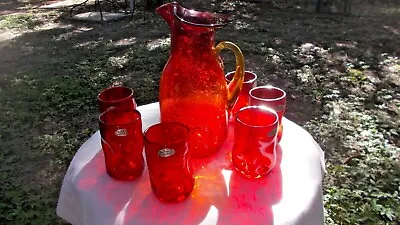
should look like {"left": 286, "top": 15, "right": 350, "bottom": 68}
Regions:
{"left": 0, "top": 0, "right": 399, "bottom": 224}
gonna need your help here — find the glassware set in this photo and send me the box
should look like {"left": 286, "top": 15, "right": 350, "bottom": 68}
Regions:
{"left": 96, "top": 2, "right": 288, "bottom": 203}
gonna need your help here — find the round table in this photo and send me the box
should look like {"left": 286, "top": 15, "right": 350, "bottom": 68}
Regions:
{"left": 56, "top": 102, "right": 326, "bottom": 225}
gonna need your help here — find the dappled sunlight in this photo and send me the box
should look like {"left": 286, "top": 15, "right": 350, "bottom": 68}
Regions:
{"left": 35, "top": 20, "right": 70, "bottom": 31}
{"left": 298, "top": 48, "right": 400, "bottom": 223}
{"left": 73, "top": 40, "right": 100, "bottom": 49}
{"left": 221, "top": 169, "right": 232, "bottom": 196}
{"left": 10, "top": 75, "right": 36, "bottom": 87}
{"left": 290, "top": 43, "right": 331, "bottom": 84}
{"left": 220, "top": 1, "right": 238, "bottom": 12}
{"left": 379, "top": 55, "right": 400, "bottom": 86}
{"left": 335, "top": 41, "right": 357, "bottom": 48}
{"left": 294, "top": 65, "right": 314, "bottom": 83}
{"left": 107, "top": 55, "right": 129, "bottom": 69}
{"left": 383, "top": 25, "right": 399, "bottom": 35}
{"left": 108, "top": 37, "right": 137, "bottom": 47}
{"left": 39, "top": 0, "right": 95, "bottom": 9}
{"left": 53, "top": 26, "right": 93, "bottom": 41}
{"left": 0, "top": 30, "right": 22, "bottom": 42}
{"left": 234, "top": 20, "right": 252, "bottom": 30}
{"left": 146, "top": 37, "right": 171, "bottom": 51}
{"left": 199, "top": 205, "right": 219, "bottom": 225}
{"left": 74, "top": 26, "right": 94, "bottom": 32}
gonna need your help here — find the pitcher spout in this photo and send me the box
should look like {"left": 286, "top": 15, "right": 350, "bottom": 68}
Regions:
{"left": 157, "top": 2, "right": 232, "bottom": 28}
{"left": 156, "top": 2, "right": 177, "bottom": 28}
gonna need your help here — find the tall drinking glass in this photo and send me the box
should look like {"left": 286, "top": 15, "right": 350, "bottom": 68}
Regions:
{"left": 233, "top": 106, "right": 278, "bottom": 179}
{"left": 249, "top": 86, "right": 286, "bottom": 142}
{"left": 99, "top": 108, "right": 144, "bottom": 180}
{"left": 144, "top": 122, "right": 194, "bottom": 203}
{"left": 97, "top": 86, "right": 137, "bottom": 113}
{"left": 226, "top": 71, "right": 258, "bottom": 119}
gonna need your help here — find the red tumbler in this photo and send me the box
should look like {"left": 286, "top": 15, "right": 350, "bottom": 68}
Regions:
{"left": 97, "top": 86, "right": 137, "bottom": 113}
{"left": 226, "top": 71, "right": 258, "bottom": 120}
{"left": 144, "top": 122, "right": 194, "bottom": 203}
{"left": 99, "top": 108, "right": 144, "bottom": 180}
{"left": 233, "top": 106, "right": 278, "bottom": 179}
{"left": 249, "top": 86, "right": 286, "bottom": 142}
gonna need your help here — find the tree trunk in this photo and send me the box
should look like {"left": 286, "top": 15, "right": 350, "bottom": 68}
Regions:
{"left": 344, "top": 0, "right": 352, "bottom": 15}
{"left": 145, "top": 0, "right": 165, "bottom": 11}
{"left": 316, "top": 0, "right": 323, "bottom": 13}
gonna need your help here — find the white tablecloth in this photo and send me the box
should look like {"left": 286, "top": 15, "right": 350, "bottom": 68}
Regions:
{"left": 57, "top": 102, "right": 326, "bottom": 225}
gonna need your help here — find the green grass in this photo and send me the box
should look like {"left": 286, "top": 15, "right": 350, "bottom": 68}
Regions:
{"left": 0, "top": 1, "right": 399, "bottom": 224}
{"left": 0, "top": 9, "right": 166, "bottom": 223}
{"left": 0, "top": 13, "right": 41, "bottom": 29}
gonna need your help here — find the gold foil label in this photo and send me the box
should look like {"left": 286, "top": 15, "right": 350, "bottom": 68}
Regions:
{"left": 158, "top": 148, "right": 175, "bottom": 158}
{"left": 115, "top": 129, "right": 128, "bottom": 136}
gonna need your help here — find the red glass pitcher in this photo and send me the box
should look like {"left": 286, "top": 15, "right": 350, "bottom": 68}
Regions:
{"left": 157, "top": 2, "right": 245, "bottom": 158}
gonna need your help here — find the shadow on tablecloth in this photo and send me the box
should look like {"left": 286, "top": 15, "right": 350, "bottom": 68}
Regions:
{"left": 122, "top": 142, "right": 283, "bottom": 225}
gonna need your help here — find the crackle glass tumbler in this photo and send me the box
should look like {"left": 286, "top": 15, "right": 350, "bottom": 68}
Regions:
{"left": 249, "top": 86, "right": 286, "bottom": 142}
{"left": 98, "top": 86, "right": 137, "bottom": 113}
{"left": 144, "top": 122, "right": 194, "bottom": 203}
{"left": 226, "top": 71, "right": 258, "bottom": 120}
{"left": 99, "top": 108, "right": 144, "bottom": 180}
{"left": 233, "top": 106, "right": 278, "bottom": 179}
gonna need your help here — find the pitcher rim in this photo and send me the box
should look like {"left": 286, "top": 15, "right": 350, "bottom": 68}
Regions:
{"left": 173, "top": 3, "right": 231, "bottom": 28}
{"left": 236, "top": 106, "right": 279, "bottom": 128}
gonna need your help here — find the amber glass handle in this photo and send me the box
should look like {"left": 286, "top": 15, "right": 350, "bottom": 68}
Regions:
{"left": 214, "top": 41, "right": 245, "bottom": 110}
